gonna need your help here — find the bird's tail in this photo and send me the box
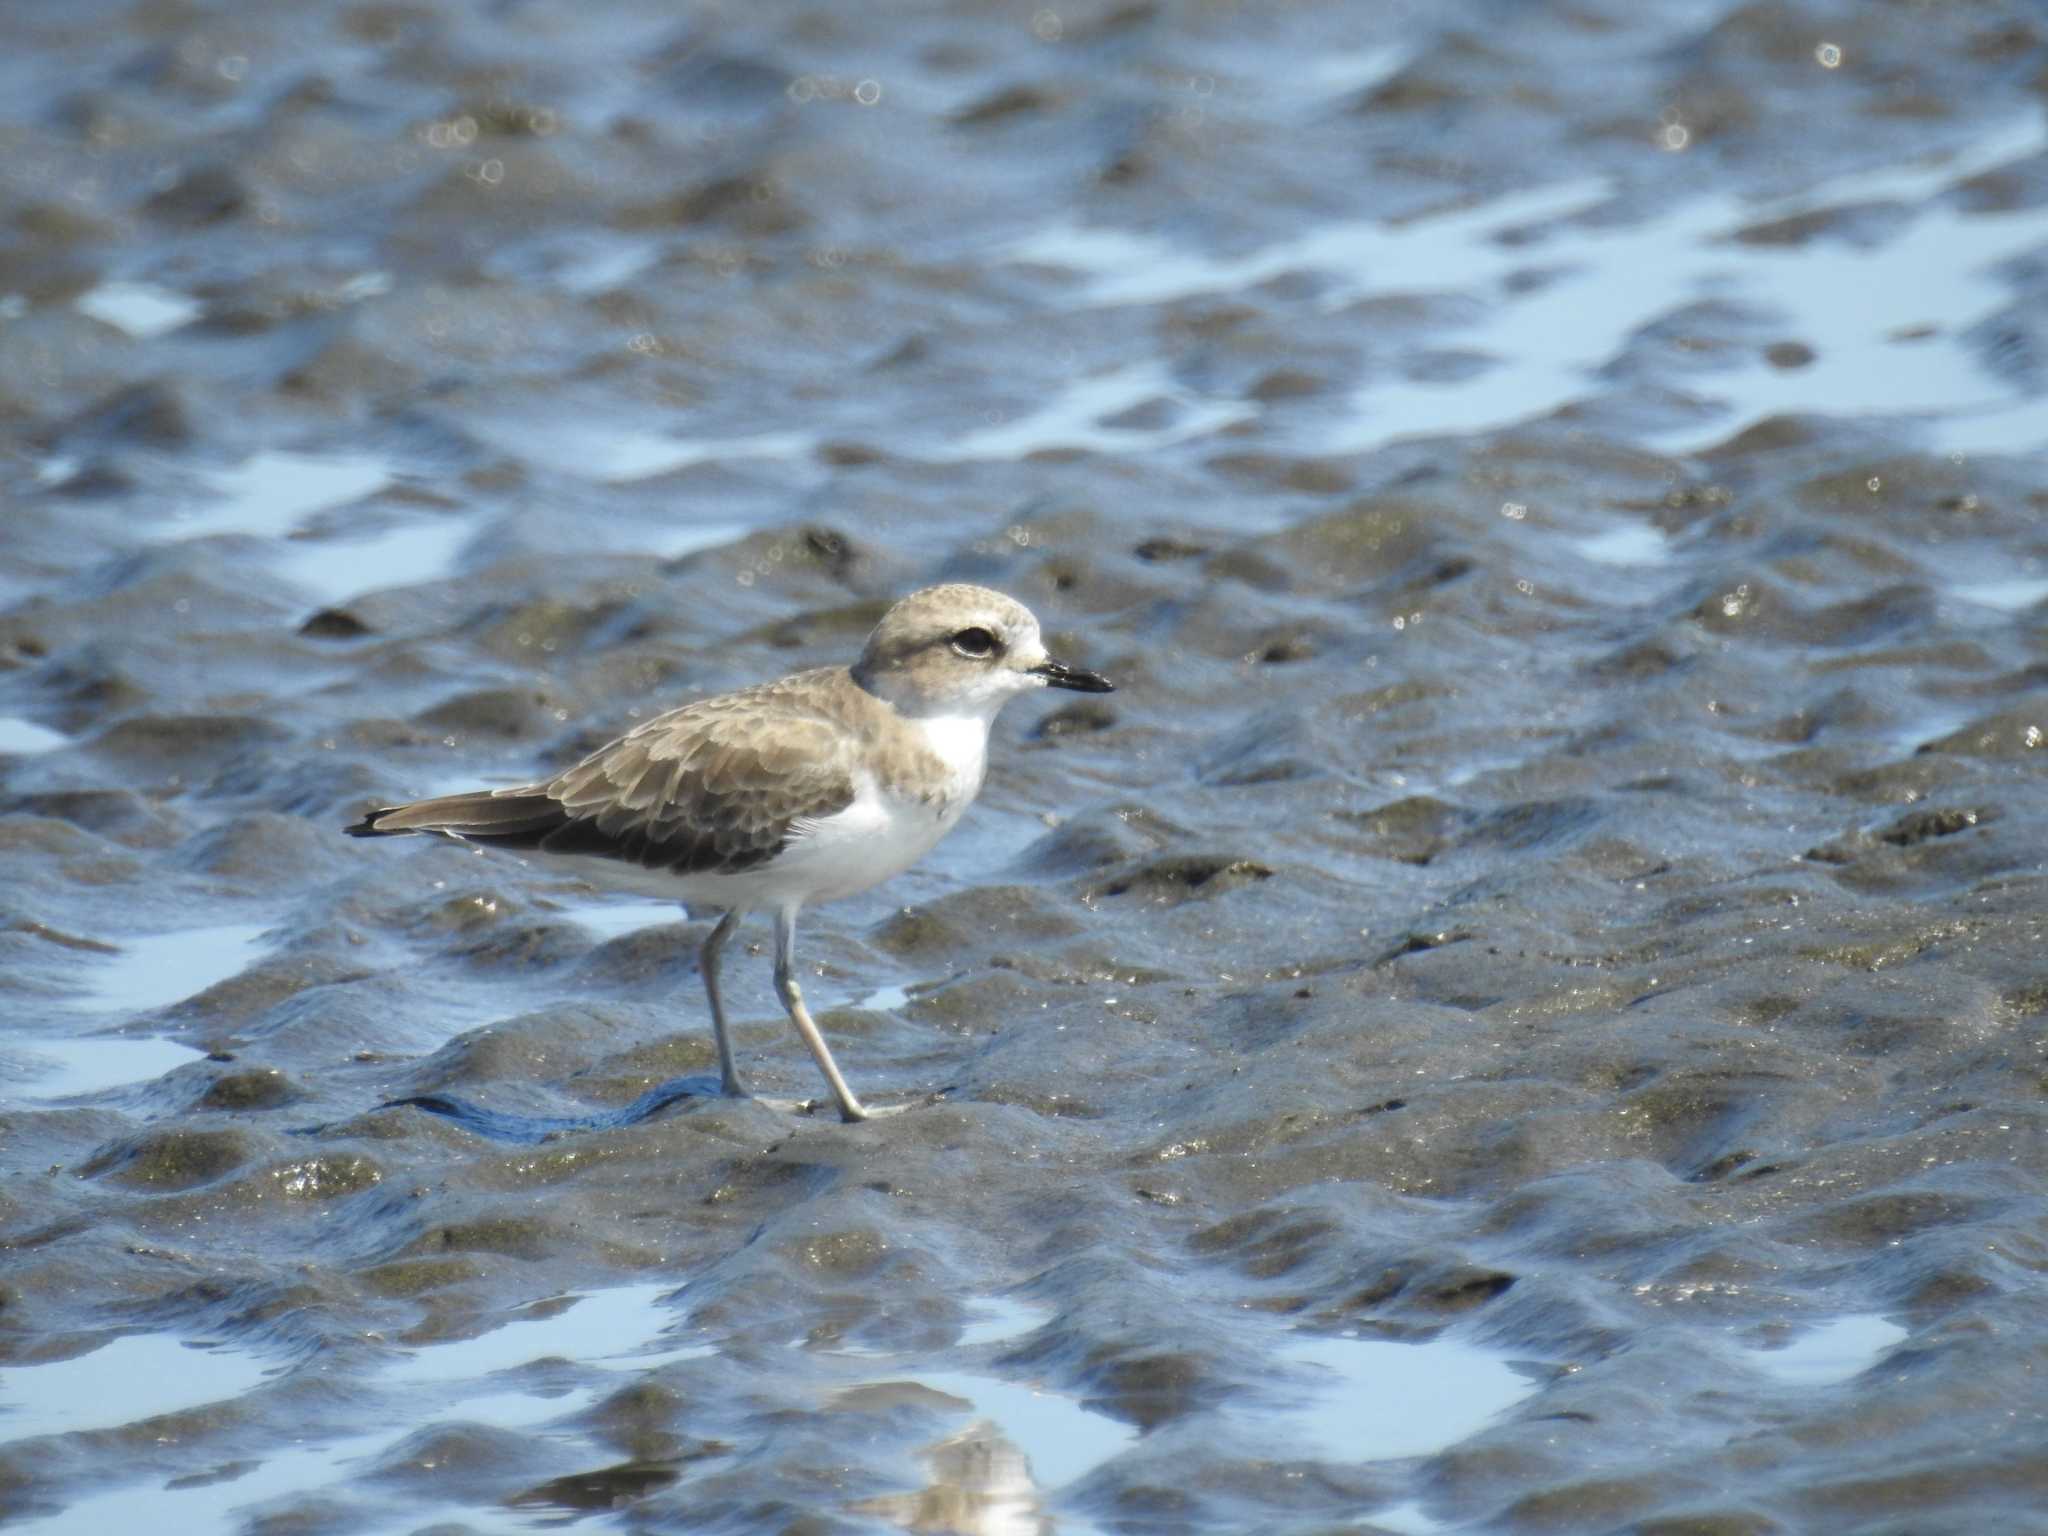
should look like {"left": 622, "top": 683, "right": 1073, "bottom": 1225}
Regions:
{"left": 344, "top": 788, "right": 563, "bottom": 840}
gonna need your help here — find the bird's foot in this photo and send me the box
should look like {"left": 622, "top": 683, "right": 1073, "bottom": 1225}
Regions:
{"left": 795, "top": 1096, "right": 914, "bottom": 1122}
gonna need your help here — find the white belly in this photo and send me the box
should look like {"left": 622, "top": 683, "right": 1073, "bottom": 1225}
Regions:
{"left": 766, "top": 782, "right": 963, "bottom": 902}
{"left": 492, "top": 710, "right": 991, "bottom": 915}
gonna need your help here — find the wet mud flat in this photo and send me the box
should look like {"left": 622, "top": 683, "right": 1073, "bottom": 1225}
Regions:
{"left": 4, "top": 0, "right": 2048, "bottom": 1531}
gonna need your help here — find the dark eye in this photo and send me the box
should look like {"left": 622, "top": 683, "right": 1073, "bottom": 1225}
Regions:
{"left": 950, "top": 627, "right": 998, "bottom": 659}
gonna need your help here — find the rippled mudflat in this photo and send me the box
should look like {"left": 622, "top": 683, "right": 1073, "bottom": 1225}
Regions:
{"left": 3, "top": 0, "right": 2046, "bottom": 1530}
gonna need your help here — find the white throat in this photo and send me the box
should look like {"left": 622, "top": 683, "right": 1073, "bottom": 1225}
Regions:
{"left": 915, "top": 709, "right": 995, "bottom": 780}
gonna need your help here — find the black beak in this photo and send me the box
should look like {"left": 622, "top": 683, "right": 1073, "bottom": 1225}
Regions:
{"left": 1030, "top": 658, "right": 1115, "bottom": 694}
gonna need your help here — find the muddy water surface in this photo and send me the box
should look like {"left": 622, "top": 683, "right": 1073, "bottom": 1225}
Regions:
{"left": 4, "top": 0, "right": 2047, "bottom": 1531}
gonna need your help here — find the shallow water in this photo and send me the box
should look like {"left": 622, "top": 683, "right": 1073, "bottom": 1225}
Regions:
{"left": 868, "top": 1369, "right": 1135, "bottom": 1494}
{"left": 71, "top": 280, "right": 202, "bottom": 341}
{"left": 0, "top": 1333, "right": 280, "bottom": 1445}
{"left": 183, "top": 451, "right": 396, "bottom": 542}
{"left": 1261, "top": 1329, "right": 1536, "bottom": 1465}
{"left": 382, "top": 1281, "right": 713, "bottom": 1382}
{"left": 3, "top": 1035, "right": 208, "bottom": 1103}
{"left": 4, "top": 0, "right": 2048, "bottom": 1530}
{"left": 0, "top": 718, "right": 70, "bottom": 757}
{"left": 71, "top": 924, "right": 274, "bottom": 1015}
{"left": 1740, "top": 1313, "right": 1909, "bottom": 1389}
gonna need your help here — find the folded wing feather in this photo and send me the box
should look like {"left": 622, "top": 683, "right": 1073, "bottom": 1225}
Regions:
{"left": 344, "top": 699, "right": 860, "bottom": 879}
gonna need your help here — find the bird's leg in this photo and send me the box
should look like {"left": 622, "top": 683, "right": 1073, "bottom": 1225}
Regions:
{"left": 772, "top": 906, "right": 868, "bottom": 1122}
{"left": 698, "top": 908, "right": 748, "bottom": 1098}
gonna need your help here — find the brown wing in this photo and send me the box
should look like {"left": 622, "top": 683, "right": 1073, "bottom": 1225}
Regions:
{"left": 345, "top": 681, "right": 860, "bottom": 879}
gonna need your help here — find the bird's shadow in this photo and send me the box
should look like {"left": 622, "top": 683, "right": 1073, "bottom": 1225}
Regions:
{"left": 377, "top": 1075, "right": 738, "bottom": 1143}
{"left": 291, "top": 1076, "right": 934, "bottom": 1143}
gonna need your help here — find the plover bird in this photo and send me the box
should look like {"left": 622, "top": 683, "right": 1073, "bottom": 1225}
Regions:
{"left": 346, "top": 584, "right": 1112, "bottom": 1121}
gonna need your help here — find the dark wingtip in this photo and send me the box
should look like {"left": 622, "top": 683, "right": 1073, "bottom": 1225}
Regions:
{"left": 343, "top": 808, "right": 400, "bottom": 837}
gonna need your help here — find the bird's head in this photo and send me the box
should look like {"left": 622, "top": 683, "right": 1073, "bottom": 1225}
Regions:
{"left": 853, "top": 583, "right": 1113, "bottom": 719}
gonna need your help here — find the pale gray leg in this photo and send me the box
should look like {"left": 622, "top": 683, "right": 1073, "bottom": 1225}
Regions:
{"left": 698, "top": 908, "right": 747, "bottom": 1098}
{"left": 772, "top": 905, "right": 868, "bottom": 1122}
